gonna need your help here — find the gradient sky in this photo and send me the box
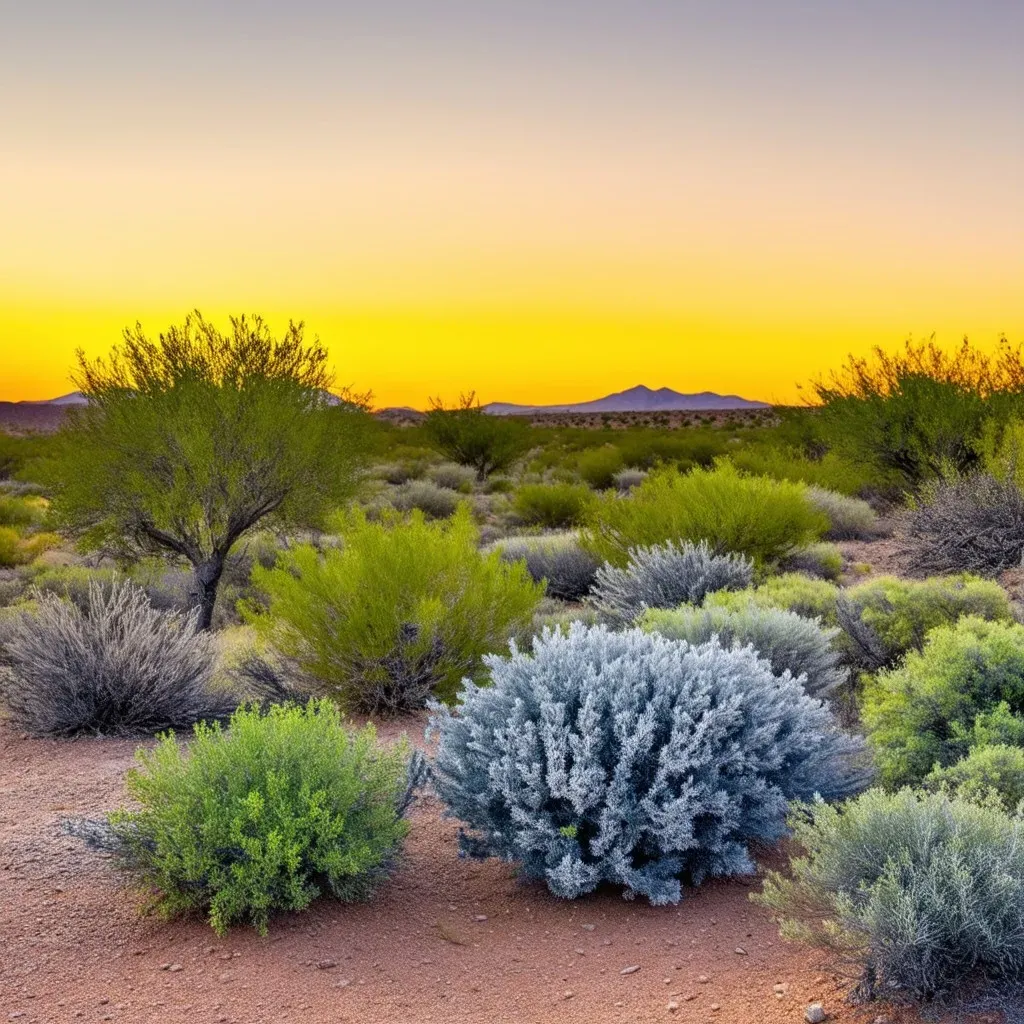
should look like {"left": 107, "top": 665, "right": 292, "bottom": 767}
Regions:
{"left": 1, "top": 1, "right": 1021, "bottom": 406}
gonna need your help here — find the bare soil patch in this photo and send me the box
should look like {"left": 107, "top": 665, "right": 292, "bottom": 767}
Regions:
{"left": 0, "top": 720, "right": 978, "bottom": 1024}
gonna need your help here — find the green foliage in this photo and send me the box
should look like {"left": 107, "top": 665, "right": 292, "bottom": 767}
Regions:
{"left": 583, "top": 464, "right": 827, "bottom": 568}
{"left": 390, "top": 480, "right": 460, "bottom": 519}
{"left": 44, "top": 311, "right": 373, "bottom": 629}
{"left": 576, "top": 447, "right": 624, "bottom": 489}
{"left": 423, "top": 394, "right": 532, "bottom": 480}
{"left": 0, "top": 526, "right": 26, "bottom": 568}
{"left": 837, "top": 573, "right": 1012, "bottom": 672}
{"left": 707, "top": 573, "right": 841, "bottom": 623}
{"left": 863, "top": 617, "right": 1024, "bottom": 787}
{"left": 511, "top": 483, "right": 595, "bottom": 529}
{"left": 729, "top": 449, "right": 877, "bottom": 496}
{"left": 245, "top": 506, "right": 543, "bottom": 712}
{"left": 754, "top": 788, "right": 1024, "bottom": 1001}
{"left": 781, "top": 542, "right": 844, "bottom": 581}
{"left": 812, "top": 337, "right": 1024, "bottom": 485}
{"left": 925, "top": 745, "right": 1024, "bottom": 812}
{"left": 0, "top": 495, "right": 46, "bottom": 529}
{"left": 804, "top": 487, "right": 880, "bottom": 541}
{"left": 104, "top": 701, "right": 418, "bottom": 935}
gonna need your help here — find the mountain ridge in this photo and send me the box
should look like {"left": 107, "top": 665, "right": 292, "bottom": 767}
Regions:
{"left": 483, "top": 385, "right": 768, "bottom": 415}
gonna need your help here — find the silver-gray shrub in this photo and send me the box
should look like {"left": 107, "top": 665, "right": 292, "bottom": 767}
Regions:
{"left": 0, "top": 580, "right": 235, "bottom": 736}
{"left": 755, "top": 788, "right": 1024, "bottom": 1002}
{"left": 587, "top": 540, "right": 753, "bottom": 623}
{"left": 641, "top": 602, "right": 848, "bottom": 698}
{"left": 805, "top": 486, "right": 882, "bottom": 541}
{"left": 390, "top": 480, "right": 460, "bottom": 519}
{"left": 491, "top": 532, "right": 599, "bottom": 602}
{"left": 429, "top": 623, "right": 866, "bottom": 906}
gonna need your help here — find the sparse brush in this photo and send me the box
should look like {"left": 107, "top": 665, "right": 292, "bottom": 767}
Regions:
{"left": 491, "top": 532, "right": 599, "bottom": 602}
{"left": 899, "top": 473, "right": 1024, "bottom": 576}
{"left": 390, "top": 480, "right": 460, "bottom": 519}
{"left": 0, "top": 579, "right": 234, "bottom": 736}
{"left": 587, "top": 539, "right": 753, "bottom": 623}
{"left": 428, "top": 462, "right": 477, "bottom": 491}
{"left": 430, "top": 623, "right": 867, "bottom": 905}
{"left": 781, "top": 542, "right": 844, "bottom": 581}
{"left": 612, "top": 467, "right": 647, "bottom": 492}
{"left": 642, "top": 602, "right": 848, "bottom": 698}
{"left": 754, "top": 788, "right": 1024, "bottom": 1001}
{"left": 805, "top": 487, "right": 881, "bottom": 541}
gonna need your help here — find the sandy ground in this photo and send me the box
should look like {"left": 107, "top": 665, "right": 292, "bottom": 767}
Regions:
{"left": 0, "top": 719, "right": 984, "bottom": 1024}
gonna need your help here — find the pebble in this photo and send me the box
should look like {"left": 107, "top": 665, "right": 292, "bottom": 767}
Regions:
{"left": 710, "top": 1003, "right": 720, "bottom": 1011}
{"left": 734, "top": 946, "right": 746, "bottom": 955}
{"left": 697, "top": 974, "right": 709, "bottom": 983}
{"left": 563, "top": 990, "right": 574, "bottom": 999}
{"left": 806, "top": 1003, "right": 827, "bottom": 1023}
{"left": 667, "top": 1001, "right": 679, "bottom": 1012}
{"left": 620, "top": 965, "right": 641, "bottom": 975}
{"left": 581, "top": 923, "right": 596, "bottom": 931}
{"left": 317, "top": 959, "right": 338, "bottom": 970}
{"left": 473, "top": 915, "right": 488, "bottom": 922}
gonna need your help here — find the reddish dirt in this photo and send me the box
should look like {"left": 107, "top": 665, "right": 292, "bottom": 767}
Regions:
{"left": 0, "top": 720, "right": 968, "bottom": 1024}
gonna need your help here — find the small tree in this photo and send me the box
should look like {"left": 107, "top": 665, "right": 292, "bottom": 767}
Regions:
{"left": 47, "top": 311, "right": 372, "bottom": 629}
{"left": 423, "top": 393, "right": 532, "bottom": 480}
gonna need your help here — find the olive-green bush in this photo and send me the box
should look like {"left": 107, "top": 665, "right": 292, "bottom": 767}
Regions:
{"left": 924, "top": 744, "right": 1024, "bottom": 812}
{"left": 245, "top": 506, "right": 543, "bottom": 712}
{"left": 584, "top": 464, "right": 827, "bottom": 568}
{"left": 511, "top": 483, "right": 595, "bottom": 529}
{"left": 863, "top": 617, "right": 1024, "bottom": 787}
{"left": 95, "top": 701, "right": 421, "bottom": 935}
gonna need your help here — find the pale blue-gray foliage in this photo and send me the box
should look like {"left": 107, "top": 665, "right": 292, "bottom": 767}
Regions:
{"left": 587, "top": 540, "right": 753, "bottom": 623}
{"left": 642, "top": 602, "right": 848, "bottom": 698}
{"left": 429, "top": 623, "right": 866, "bottom": 905}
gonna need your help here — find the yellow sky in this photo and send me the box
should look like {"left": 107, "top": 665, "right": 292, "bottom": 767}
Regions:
{"left": 2, "top": 4, "right": 1021, "bottom": 407}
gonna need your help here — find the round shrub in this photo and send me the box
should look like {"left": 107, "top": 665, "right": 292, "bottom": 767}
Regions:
{"left": 642, "top": 602, "right": 847, "bottom": 698}
{"left": 576, "top": 446, "right": 625, "bottom": 490}
{"left": 246, "top": 506, "right": 543, "bottom": 713}
{"left": 924, "top": 745, "right": 1024, "bottom": 812}
{"left": 587, "top": 540, "right": 753, "bottom": 623}
{"left": 863, "top": 617, "right": 1024, "bottom": 787}
{"left": 97, "top": 700, "right": 422, "bottom": 935}
{"left": 428, "top": 462, "right": 477, "bottom": 491}
{"left": 708, "top": 572, "right": 841, "bottom": 623}
{"left": 430, "top": 623, "right": 866, "bottom": 905}
{"left": 755, "top": 788, "right": 1024, "bottom": 1001}
{"left": 804, "top": 486, "right": 881, "bottom": 541}
{"left": 511, "top": 483, "right": 595, "bottom": 529}
{"left": 390, "top": 479, "right": 460, "bottom": 519}
{"left": 780, "top": 542, "right": 844, "bottom": 581}
{"left": 584, "top": 463, "right": 828, "bottom": 569}
{"left": 0, "top": 579, "right": 234, "bottom": 736}
{"left": 491, "top": 532, "right": 599, "bottom": 602}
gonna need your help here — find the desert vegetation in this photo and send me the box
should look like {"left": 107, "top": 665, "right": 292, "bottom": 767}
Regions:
{"left": 5, "top": 327, "right": 1024, "bottom": 1017}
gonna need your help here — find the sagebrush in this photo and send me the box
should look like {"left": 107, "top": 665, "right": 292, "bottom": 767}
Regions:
{"left": 491, "top": 532, "right": 599, "bottom": 602}
{"left": 430, "top": 623, "right": 866, "bottom": 905}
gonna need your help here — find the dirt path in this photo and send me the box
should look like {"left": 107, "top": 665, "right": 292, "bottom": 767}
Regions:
{"left": 0, "top": 722, "right": 943, "bottom": 1024}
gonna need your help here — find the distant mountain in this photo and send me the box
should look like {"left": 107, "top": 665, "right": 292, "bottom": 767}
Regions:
{"left": 483, "top": 385, "right": 769, "bottom": 416}
{"left": 38, "top": 392, "right": 87, "bottom": 406}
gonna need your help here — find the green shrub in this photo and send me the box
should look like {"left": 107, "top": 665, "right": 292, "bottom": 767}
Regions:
{"left": 428, "top": 462, "right": 477, "bottom": 491}
{"left": 643, "top": 602, "right": 847, "bottom": 698}
{"left": 837, "top": 573, "right": 1012, "bottom": 672}
{"left": 0, "top": 495, "right": 46, "bottom": 530}
{"left": 804, "top": 487, "right": 881, "bottom": 541}
{"left": 511, "top": 483, "right": 595, "bottom": 529}
{"left": 754, "top": 788, "right": 1024, "bottom": 1001}
{"left": 781, "top": 542, "right": 844, "bottom": 581}
{"left": 729, "top": 449, "right": 876, "bottom": 496}
{"left": 390, "top": 480, "right": 460, "bottom": 519}
{"left": 0, "top": 526, "right": 27, "bottom": 568}
{"left": 584, "top": 464, "right": 827, "bottom": 568}
{"left": 423, "top": 396, "right": 532, "bottom": 480}
{"left": 95, "top": 701, "right": 421, "bottom": 935}
{"left": 863, "top": 617, "right": 1024, "bottom": 787}
{"left": 924, "top": 745, "right": 1024, "bottom": 812}
{"left": 576, "top": 447, "right": 624, "bottom": 489}
{"left": 245, "top": 506, "right": 543, "bottom": 712}
{"left": 706, "top": 573, "right": 841, "bottom": 624}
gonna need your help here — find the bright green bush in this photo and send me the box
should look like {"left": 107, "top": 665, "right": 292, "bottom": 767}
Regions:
{"left": 706, "top": 573, "right": 841, "bottom": 624}
{"left": 576, "top": 447, "right": 624, "bottom": 489}
{"left": 924, "top": 744, "right": 1024, "bottom": 812}
{"left": 245, "top": 506, "right": 543, "bottom": 712}
{"left": 755, "top": 788, "right": 1024, "bottom": 1001}
{"left": 863, "top": 617, "right": 1024, "bottom": 787}
{"left": 583, "top": 464, "right": 827, "bottom": 568}
{"left": 837, "top": 574, "right": 1012, "bottom": 671}
{"left": 0, "top": 495, "right": 46, "bottom": 529}
{"left": 729, "top": 449, "right": 876, "bottom": 496}
{"left": 101, "top": 700, "right": 420, "bottom": 935}
{"left": 0, "top": 526, "right": 27, "bottom": 568}
{"left": 511, "top": 483, "right": 595, "bottom": 529}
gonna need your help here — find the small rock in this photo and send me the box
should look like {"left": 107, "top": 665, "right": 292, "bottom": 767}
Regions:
{"left": 473, "top": 914, "right": 488, "bottom": 922}
{"left": 734, "top": 946, "right": 746, "bottom": 955}
{"left": 167, "top": 964, "right": 182, "bottom": 973}
{"left": 563, "top": 990, "right": 574, "bottom": 999}
{"left": 806, "top": 1003, "right": 827, "bottom": 1024}
{"left": 697, "top": 974, "right": 709, "bottom": 984}
{"left": 710, "top": 1003, "right": 720, "bottom": 1011}
{"left": 581, "top": 923, "right": 596, "bottom": 931}
{"left": 621, "top": 965, "right": 641, "bottom": 975}
{"left": 773, "top": 984, "right": 788, "bottom": 994}
{"left": 317, "top": 959, "right": 338, "bottom": 970}
{"left": 667, "top": 1001, "right": 679, "bottom": 1012}
{"left": 683, "top": 993, "right": 696, "bottom": 1002}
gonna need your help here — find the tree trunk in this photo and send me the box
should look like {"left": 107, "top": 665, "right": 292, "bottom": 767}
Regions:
{"left": 189, "top": 556, "right": 224, "bottom": 632}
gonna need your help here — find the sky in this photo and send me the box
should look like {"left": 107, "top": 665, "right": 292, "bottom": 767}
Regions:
{"left": 1, "top": 1, "right": 1021, "bottom": 407}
